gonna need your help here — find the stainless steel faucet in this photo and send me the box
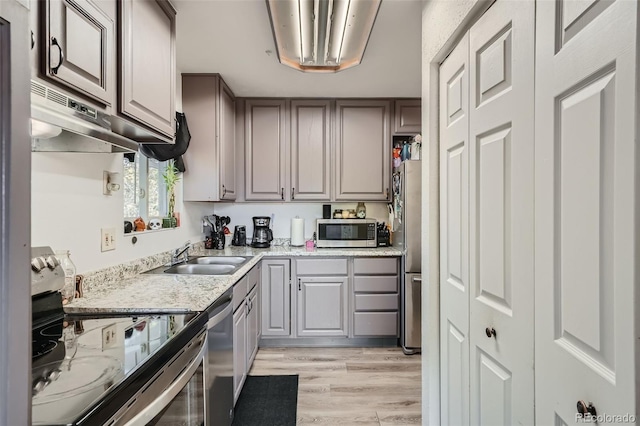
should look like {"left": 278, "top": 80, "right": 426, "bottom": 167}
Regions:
{"left": 170, "top": 240, "right": 192, "bottom": 266}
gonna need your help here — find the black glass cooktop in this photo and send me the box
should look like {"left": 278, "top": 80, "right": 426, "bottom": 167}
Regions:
{"left": 31, "top": 292, "right": 204, "bottom": 426}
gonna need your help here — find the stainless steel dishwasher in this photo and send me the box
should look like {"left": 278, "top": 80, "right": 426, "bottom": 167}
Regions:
{"left": 204, "top": 288, "right": 234, "bottom": 426}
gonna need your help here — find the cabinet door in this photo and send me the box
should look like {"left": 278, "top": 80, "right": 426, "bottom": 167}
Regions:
{"left": 260, "top": 259, "right": 290, "bottom": 336}
{"left": 290, "top": 100, "right": 331, "bottom": 201}
{"left": 45, "top": 0, "right": 114, "bottom": 105}
{"left": 297, "top": 276, "right": 348, "bottom": 337}
{"left": 246, "top": 286, "right": 259, "bottom": 368}
{"left": 245, "top": 100, "right": 286, "bottom": 201}
{"left": 335, "top": 100, "right": 391, "bottom": 201}
{"left": 394, "top": 99, "right": 421, "bottom": 134}
{"left": 182, "top": 74, "right": 218, "bottom": 201}
{"left": 219, "top": 79, "right": 236, "bottom": 200}
{"left": 232, "top": 304, "right": 247, "bottom": 404}
{"left": 119, "top": 0, "right": 175, "bottom": 137}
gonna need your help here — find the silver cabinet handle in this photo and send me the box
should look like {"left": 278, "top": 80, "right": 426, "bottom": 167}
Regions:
{"left": 412, "top": 277, "right": 422, "bottom": 282}
{"left": 50, "top": 37, "right": 64, "bottom": 75}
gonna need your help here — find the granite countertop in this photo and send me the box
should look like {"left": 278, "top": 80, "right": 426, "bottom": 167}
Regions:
{"left": 66, "top": 245, "right": 402, "bottom": 314}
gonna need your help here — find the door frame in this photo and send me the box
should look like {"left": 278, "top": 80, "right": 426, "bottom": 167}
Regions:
{"left": 421, "top": 1, "right": 495, "bottom": 424}
{"left": 0, "top": 0, "right": 31, "bottom": 424}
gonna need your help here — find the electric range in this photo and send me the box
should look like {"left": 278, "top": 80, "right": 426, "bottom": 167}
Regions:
{"left": 31, "top": 247, "right": 207, "bottom": 426}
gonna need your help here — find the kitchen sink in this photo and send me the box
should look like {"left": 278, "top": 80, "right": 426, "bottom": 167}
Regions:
{"left": 165, "top": 264, "right": 237, "bottom": 275}
{"left": 188, "top": 256, "right": 249, "bottom": 265}
{"left": 143, "top": 256, "right": 252, "bottom": 275}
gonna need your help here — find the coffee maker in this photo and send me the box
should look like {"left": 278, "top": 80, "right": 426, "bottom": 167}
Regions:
{"left": 251, "top": 216, "right": 273, "bottom": 248}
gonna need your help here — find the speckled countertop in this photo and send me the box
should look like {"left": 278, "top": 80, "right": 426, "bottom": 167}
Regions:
{"left": 66, "top": 245, "right": 402, "bottom": 314}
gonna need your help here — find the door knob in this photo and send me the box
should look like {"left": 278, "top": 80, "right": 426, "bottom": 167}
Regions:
{"left": 577, "top": 400, "right": 597, "bottom": 418}
{"left": 485, "top": 327, "right": 496, "bottom": 338}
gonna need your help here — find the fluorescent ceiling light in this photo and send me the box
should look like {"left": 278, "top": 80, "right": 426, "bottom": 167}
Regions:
{"left": 266, "top": 0, "right": 382, "bottom": 73}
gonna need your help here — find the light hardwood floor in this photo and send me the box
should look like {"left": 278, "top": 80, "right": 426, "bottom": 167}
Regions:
{"left": 248, "top": 347, "right": 422, "bottom": 425}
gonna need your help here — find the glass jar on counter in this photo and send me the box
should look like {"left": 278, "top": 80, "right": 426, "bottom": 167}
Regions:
{"left": 56, "top": 250, "right": 76, "bottom": 304}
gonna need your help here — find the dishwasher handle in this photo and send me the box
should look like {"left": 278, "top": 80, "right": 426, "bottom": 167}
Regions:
{"left": 207, "top": 301, "right": 232, "bottom": 329}
{"left": 123, "top": 333, "right": 207, "bottom": 426}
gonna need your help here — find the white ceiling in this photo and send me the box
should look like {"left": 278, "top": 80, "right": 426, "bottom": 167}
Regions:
{"left": 174, "top": 0, "right": 422, "bottom": 98}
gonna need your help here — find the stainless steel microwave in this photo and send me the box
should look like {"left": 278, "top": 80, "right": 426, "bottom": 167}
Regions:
{"left": 316, "top": 219, "right": 377, "bottom": 248}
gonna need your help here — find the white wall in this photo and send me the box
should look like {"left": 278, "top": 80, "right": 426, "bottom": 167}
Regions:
{"left": 31, "top": 151, "right": 212, "bottom": 273}
{"left": 420, "top": 0, "right": 490, "bottom": 424}
{"left": 210, "top": 202, "right": 389, "bottom": 241}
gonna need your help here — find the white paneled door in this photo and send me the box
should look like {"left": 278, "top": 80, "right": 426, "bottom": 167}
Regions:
{"left": 535, "top": 0, "right": 638, "bottom": 424}
{"left": 468, "top": 1, "right": 535, "bottom": 425}
{"left": 439, "top": 32, "right": 470, "bottom": 426}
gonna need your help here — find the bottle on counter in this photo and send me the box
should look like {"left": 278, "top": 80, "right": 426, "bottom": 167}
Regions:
{"left": 56, "top": 250, "right": 76, "bottom": 304}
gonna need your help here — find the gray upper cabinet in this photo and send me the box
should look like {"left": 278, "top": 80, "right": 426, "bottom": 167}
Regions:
{"left": 261, "top": 259, "right": 290, "bottom": 336}
{"left": 119, "top": 0, "right": 175, "bottom": 138}
{"left": 182, "top": 74, "right": 236, "bottom": 201}
{"left": 245, "top": 100, "right": 287, "bottom": 201}
{"left": 290, "top": 100, "right": 331, "bottom": 201}
{"left": 44, "top": 0, "right": 115, "bottom": 106}
{"left": 335, "top": 100, "right": 391, "bottom": 201}
{"left": 394, "top": 99, "right": 421, "bottom": 134}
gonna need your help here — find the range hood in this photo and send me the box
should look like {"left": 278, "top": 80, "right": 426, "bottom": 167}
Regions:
{"left": 30, "top": 80, "right": 142, "bottom": 153}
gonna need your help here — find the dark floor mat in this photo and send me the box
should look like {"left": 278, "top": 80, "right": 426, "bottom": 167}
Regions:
{"left": 232, "top": 375, "right": 299, "bottom": 426}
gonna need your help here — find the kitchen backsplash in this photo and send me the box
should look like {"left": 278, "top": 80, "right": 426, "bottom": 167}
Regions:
{"left": 209, "top": 202, "right": 389, "bottom": 241}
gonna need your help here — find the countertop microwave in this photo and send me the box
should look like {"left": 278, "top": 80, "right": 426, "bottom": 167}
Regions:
{"left": 316, "top": 219, "right": 377, "bottom": 248}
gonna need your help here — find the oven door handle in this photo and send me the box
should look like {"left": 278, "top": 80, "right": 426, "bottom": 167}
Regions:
{"left": 123, "top": 334, "right": 207, "bottom": 426}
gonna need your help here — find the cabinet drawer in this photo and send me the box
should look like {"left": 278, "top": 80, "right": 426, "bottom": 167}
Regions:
{"left": 354, "top": 258, "right": 398, "bottom": 275}
{"left": 353, "top": 276, "right": 398, "bottom": 293}
{"left": 354, "top": 294, "right": 399, "bottom": 311}
{"left": 296, "top": 258, "right": 348, "bottom": 275}
{"left": 353, "top": 312, "right": 399, "bottom": 337}
{"left": 248, "top": 265, "right": 259, "bottom": 292}
{"left": 233, "top": 275, "right": 248, "bottom": 312}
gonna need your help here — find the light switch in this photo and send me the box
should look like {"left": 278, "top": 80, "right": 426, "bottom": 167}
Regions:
{"left": 101, "top": 228, "right": 116, "bottom": 252}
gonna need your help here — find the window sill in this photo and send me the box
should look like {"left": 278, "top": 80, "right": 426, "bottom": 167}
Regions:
{"left": 123, "top": 226, "right": 180, "bottom": 238}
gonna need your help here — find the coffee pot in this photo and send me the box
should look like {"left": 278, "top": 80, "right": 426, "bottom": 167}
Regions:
{"left": 251, "top": 216, "right": 273, "bottom": 248}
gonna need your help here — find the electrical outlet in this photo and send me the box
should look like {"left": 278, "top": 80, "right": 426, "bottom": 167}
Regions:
{"left": 101, "top": 228, "right": 116, "bottom": 252}
{"left": 102, "top": 324, "right": 118, "bottom": 350}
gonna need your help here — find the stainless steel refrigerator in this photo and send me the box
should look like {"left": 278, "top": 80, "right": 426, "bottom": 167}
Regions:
{"left": 392, "top": 160, "right": 422, "bottom": 354}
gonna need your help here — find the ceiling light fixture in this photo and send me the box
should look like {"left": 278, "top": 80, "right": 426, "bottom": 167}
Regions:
{"left": 266, "top": 0, "right": 382, "bottom": 73}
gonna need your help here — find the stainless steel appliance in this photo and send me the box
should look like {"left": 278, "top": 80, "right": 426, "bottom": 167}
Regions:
{"left": 251, "top": 216, "right": 273, "bottom": 248}
{"left": 392, "top": 160, "right": 422, "bottom": 354}
{"left": 30, "top": 247, "right": 209, "bottom": 425}
{"left": 232, "top": 225, "right": 247, "bottom": 246}
{"left": 315, "top": 218, "right": 377, "bottom": 248}
{"left": 204, "top": 289, "right": 234, "bottom": 426}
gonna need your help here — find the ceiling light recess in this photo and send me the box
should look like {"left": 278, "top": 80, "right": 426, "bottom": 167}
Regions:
{"left": 266, "top": 0, "right": 382, "bottom": 73}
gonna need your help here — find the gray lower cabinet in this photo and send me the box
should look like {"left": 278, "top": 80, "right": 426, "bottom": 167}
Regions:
{"left": 295, "top": 258, "right": 348, "bottom": 337}
{"left": 118, "top": 0, "right": 176, "bottom": 138}
{"left": 233, "top": 265, "right": 261, "bottom": 404}
{"left": 352, "top": 257, "right": 400, "bottom": 337}
{"left": 297, "top": 276, "right": 348, "bottom": 337}
{"left": 260, "top": 259, "right": 290, "bottom": 336}
{"left": 42, "top": 0, "right": 115, "bottom": 105}
{"left": 232, "top": 300, "right": 247, "bottom": 404}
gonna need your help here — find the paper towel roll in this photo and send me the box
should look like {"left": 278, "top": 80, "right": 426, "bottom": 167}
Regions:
{"left": 291, "top": 217, "right": 305, "bottom": 247}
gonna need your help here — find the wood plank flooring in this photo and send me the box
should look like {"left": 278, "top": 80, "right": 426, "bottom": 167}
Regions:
{"left": 248, "top": 347, "right": 422, "bottom": 425}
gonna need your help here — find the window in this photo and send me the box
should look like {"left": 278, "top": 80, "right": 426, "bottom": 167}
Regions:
{"left": 123, "top": 154, "right": 168, "bottom": 220}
